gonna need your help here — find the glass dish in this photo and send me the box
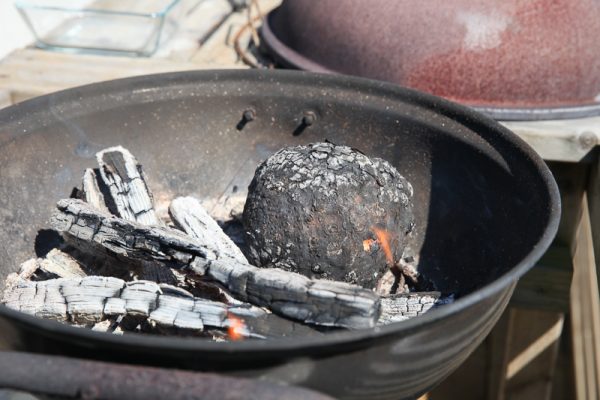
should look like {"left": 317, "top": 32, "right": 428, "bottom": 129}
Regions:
{"left": 15, "top": 0, "right": 187, "bottom": 56}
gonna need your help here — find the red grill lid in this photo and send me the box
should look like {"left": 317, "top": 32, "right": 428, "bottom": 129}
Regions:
{"left": 261, "top": 0, "right": 600, "bottom": 120}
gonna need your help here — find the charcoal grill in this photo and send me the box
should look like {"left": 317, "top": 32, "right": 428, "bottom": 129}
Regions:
{"left": 0, "top": 70, "right": 559, "bottom": 399}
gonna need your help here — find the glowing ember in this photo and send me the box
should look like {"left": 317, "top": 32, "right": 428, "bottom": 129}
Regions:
{"left": 371, "top": 226, "right": 395, "bottom": 266}
{"left": 363, "top": 238, "right": 377, "bottom": 252}
{"left": 227, "top": 313, "right": 247, "bottom": 341}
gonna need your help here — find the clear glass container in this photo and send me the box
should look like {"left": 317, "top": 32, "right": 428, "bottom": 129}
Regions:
{"left": 15, "top": 0, "right": 186, "bottom": 56}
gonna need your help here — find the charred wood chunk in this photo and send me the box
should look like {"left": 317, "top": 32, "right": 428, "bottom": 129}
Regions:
{"left": 96, "top": 146, "right": 162, "bottom": 226}
{"left": 82, "top": 168, "right": 110, "bottom": 214}
{"left": 377, "top": 292, "right": 454, "bottom": 325}
{"left": 243, "top": 142, "right": 414, "bottom": 288}
{"left": 3, "top": 250, "right": 89, "bottom": 286}
{"left": 207, "top": 258, "right": 381, "bottom": 329}
{"left": 0, "top": 277, "right": 290, "bottom": 339}
{"left": 1, "top": 276, "right": 125, "bottom": 324}
{"left": 39, "top": 248, "right": 89, "bottom": 279}
{"left": 4, "top": 258, "right": 45, "bottom": 288}
{"left": 50, "top": 199, "right": 211, "bottom": 273}
{"left": 169, "top": 196, "right": 248, "bottom": 264}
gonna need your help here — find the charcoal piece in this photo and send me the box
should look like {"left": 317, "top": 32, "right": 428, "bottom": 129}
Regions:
{"left": 82, "top": 168, "right": 110, "bottom": 214}
{"left": 96, "top": 146, "right": 162, "bottom": 226}
{"left": 39, "top": 249, "right": 88, "bottom": 279}
{"left": 1, "top": 276, "right": 125, "bottom": 325}
{"left": 243, "top": 142, "right": 414, "bottom": 288}
{"left": 3, "top": 258, "right": 43, "bottom": 288}
{"left": 92, "top": 152, "right": 188, "bottom": 287}
{"left": 377, "top": 292, "right": 454, "bottom": 325}
{"left": 206, "top": 258, "right": 381, "bottom": 329}
{"left": 169, "top": 196, "right": 248, "bottom": 264}
{"left": 51, "top": 199, "right": 211, "bottom": 273}
{"left": 2, "top": 278, "right": 68, "bottom": 321}
{"left": 394, "top": 255, "right": 437, "bottom": 292}
{"left": 4, "top": 250, "right": 88, "bottom": 285}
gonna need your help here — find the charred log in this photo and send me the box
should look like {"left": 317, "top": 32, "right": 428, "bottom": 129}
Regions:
{"left": 1, "top": 277, "right": 269, "bottom": 338}
{"left": 206, "top": 258, "right": 380, "bottom": 329}
{"left": 243, "top": 142, "right": 414, "bottom": 288}
{"left": 51, "top": 198, "right": 211, "bottom": 273}
{"left": 96, "top": 146, "right": 162, "bottom": 226}
{"left": 169, "top": 196, "right": 248, "bottom": 264}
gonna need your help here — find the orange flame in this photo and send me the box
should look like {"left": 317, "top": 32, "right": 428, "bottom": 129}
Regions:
{"left": 227, "top": 313, "right": 247, "bottom": 341}
{"left": 363, "top": 238, "right": 376, "bottom": 252}
{"left": 371, "top": 226, "right": 395, "bottom": 266}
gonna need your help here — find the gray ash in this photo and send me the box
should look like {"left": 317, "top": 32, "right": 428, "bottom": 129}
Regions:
{"left": 242, "top": 142, "right": 414, "bottom": 288}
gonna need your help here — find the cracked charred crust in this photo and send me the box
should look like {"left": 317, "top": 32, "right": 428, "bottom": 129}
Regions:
{"left": 243, "top": 142, "right": 415, "bottom": 288}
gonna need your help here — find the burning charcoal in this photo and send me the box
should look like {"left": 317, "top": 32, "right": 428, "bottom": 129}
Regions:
{"left": 169, "top": 196, "right": 248, "bottom": 264}
{"left": 207, "top": 258, "right": 380, "bottom": 329}
{"left": 96, "top": 146, "right": 162, "bottom": 226}
{"left": 148, "top": 289, "right": 203, "bottom": 331}
{"left": 1, "top": 276, "right": 322, "bottom": 339}
{"left": 243, "top": 142, "right": 414, "bottom": 288}
{"left": 51, "top": 199, "right": 381, "bottom": 329}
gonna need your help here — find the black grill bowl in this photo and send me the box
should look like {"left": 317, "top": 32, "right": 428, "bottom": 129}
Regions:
{"left": 0, "top": 70, "right": 559, "bottom": 400}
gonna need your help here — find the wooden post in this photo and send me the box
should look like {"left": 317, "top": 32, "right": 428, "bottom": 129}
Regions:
{"left": 485, "top": 308, "right": 563, "bottom": 400}
{"left": 486, "top": 311, "right": 511, "bottom": 400}
{"left": 570, "top": 194, "right": 600, "bottom": 400}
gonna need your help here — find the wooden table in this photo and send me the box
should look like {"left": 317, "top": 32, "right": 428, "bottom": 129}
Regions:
{"left": 0, "top": 1, "right": 598, "bottom": 399}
